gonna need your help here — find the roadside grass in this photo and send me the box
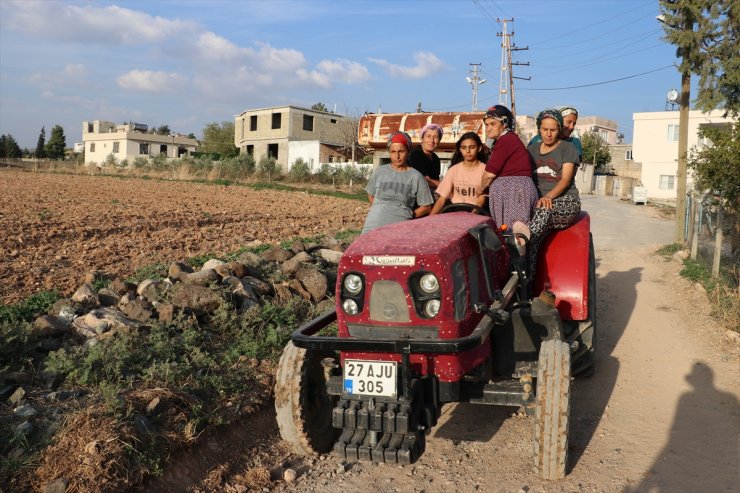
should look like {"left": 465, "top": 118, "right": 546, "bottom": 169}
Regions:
{"left": 656, "top": 243, "right": 682, "bottom": 261}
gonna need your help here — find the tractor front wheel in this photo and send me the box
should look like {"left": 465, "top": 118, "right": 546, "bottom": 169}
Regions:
{"left": 534, "top": 339, "right": 571, "bottom": 480}
{"left": 274, "top": 341, "right": 338, "bottom": 456}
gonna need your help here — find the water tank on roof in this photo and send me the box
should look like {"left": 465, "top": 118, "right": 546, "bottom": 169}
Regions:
{"left": 358, "top": 112, "right": 486, "bottom": 151}
{"left": 132, "top": 123, "right": 148, "bottom": 132}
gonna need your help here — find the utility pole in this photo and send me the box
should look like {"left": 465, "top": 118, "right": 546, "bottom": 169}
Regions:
{"left": 497, "top": 19, "right": 529, "bottom": 118}
{"left": 466, "top": 63, "right": 486, "bottom": 111}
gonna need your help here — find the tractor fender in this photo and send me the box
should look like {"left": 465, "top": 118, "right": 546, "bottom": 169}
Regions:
{"left": 533, "top": 212, "right": 591, "bottom": 321}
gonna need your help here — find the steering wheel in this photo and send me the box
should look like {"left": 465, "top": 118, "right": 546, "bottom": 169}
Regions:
{"left": 439, "top": 202, "right": 486, "bottom": 215}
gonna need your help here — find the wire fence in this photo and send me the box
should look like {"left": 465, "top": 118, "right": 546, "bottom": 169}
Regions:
{"left": 686, "top": 191, "right": 739, "bottom": 290}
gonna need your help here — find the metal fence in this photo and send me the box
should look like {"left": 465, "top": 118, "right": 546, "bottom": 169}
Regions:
{"left": 686, "top": 191, "right": 739, "bottom": 285}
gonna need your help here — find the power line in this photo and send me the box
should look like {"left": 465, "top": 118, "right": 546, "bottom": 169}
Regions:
{"left": 522, "top": 65, "right": 674, "bottom": 91}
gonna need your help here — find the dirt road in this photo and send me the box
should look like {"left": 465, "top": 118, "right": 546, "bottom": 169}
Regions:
{"left": 261, "top": 197, "right": 739, "bottom": 493}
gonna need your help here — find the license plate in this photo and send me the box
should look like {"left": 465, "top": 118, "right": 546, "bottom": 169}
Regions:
{"left": 343, "top": 360, "right": 397, "bottom": 397}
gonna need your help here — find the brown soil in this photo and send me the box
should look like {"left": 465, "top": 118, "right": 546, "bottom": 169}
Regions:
{"left": 0, "top": 170, "right": 369, "bottom": 303}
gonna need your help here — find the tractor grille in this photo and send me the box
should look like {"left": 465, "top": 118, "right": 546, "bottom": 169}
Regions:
{"left": 347, "top": 324, "right": 439, "bottom": 340}
{"left": 368, "top": 281, "right": 410, "bottom": 323}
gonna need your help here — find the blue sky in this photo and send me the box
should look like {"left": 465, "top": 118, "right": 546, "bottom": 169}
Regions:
{"left": 0, "top": 0, "right": 685, "bottom": 148}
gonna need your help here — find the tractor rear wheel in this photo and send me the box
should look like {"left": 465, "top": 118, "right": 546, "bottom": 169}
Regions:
{"left": 534, "top": 339, "right": 571, "bottom": 480}
{"left": 274, "top": 341, "right": 338, "bottom": 456}
{"left": 569, "top": 233, "right": 596, "bottom": 376}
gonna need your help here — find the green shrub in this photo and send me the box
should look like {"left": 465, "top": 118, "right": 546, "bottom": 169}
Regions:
{"left": 288, "top": 158, "right": 310, "bottom": 181}
{"left": 132, "top": 156, "right": 149, "bottom": 169}
{"left": 0, "top": 290, "right": 59, "bottom": 324}
{"left": 257, "top": 156, "right": 281, "bottom": 181}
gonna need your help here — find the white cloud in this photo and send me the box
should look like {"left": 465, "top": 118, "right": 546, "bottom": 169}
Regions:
{"left": 64, "top": 64, "right": 87, "bottom": 78}
{"left": 117, "top": 70, "right": 187, "bottom": 92}
{"left": 369, "top": 52, "right": 446, "bottom": 79}
{"left": 195, "top": 32, "right": 243, "bottom": 60}
{"left": 3, "top": 0, "right": 197, "bottom": 45}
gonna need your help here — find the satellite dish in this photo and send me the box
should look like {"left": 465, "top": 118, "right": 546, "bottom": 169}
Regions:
{"left": 667, "top": 89, "right": 679, "bottom": 103}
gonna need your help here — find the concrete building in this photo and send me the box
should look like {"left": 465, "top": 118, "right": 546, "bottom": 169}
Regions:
{"left": 631, "top": 109, "right": 734, "bottom": 202}
{"left": 515, "top": 114, "right": 619, "bottom": 146}
{"left": 82, "top": 121, "right": 197, "bottom": 167}
{"left": 234, "top": 105, "right": 348, "bottom": 172}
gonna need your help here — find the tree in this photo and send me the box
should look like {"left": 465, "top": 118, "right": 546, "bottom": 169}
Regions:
{"left": 155, "top": 125, "right": 171, "bottom": 135}
{"left": 0, "top": 134, "right": 22, "bottom": 158}
{"left": 580, "top": 132, "right": 611, "bottom": 169}
{"left": 311, "top": 102, "right": 329, "bottom": 112}
{"left": 45, "top": 124, "right": 67, "bottom": 160}
{"left": 35, "top": 126, "right": 46, "bottom": 158}
{"left": 200, "top": 121, "right": 238, "bottom": 158}
{"left": 659, "top": 0, "right": 738, "bottom": 116}
{"left": 688, "top": 121, "right": 739, "bottom": 209}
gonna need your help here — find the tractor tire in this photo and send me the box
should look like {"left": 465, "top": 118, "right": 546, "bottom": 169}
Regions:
{"left": 534, "top": 339, "right": 571, "bottom": 480}
{"left": 274, "top": 341, "right": 338, "bottom": 456}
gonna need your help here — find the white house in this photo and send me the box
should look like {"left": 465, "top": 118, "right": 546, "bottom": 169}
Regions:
{"left": 631, "top": 109, "right": 734, "bottom": 201}
{"left": 82, "top": 121, "right": 198, "bottom": 167}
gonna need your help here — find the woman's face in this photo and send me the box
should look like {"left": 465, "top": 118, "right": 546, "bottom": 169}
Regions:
{"left": 421, "top": 130, "right": 440, "bottom": 153}
{"left": 539, "top": 117, "right": 561, "bottom": 146}
{"left": 389, "top": 142, "right": 409, "bottom": 166}
{"left": 484, "top": 118, "right": 505, "bottom": 140}
{"left": 459, "top": 138, "right": 480, "bottom": 163}
{"left": 561, "top": 114, "right": 578, "bottom": 139}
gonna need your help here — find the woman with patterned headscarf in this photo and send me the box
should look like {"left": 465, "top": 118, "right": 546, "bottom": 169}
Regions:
{"left": 361, "top": 131, "right": 434, "bottom": 233}
{"left": 528, "top": 105, "right": 582, "bottom": 160}
{"left": 478, "top": 104, "right": 539, "bottom": 229}
{"left": 409, "top": 123, "right": 444, "bottom": 193}
{"left": 515, "top": 109, "right": 581, "bottom": 281}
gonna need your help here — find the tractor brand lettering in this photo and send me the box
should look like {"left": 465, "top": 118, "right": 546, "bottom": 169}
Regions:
{"left": 362, "top": 255, "right": 415, "bottom": 266}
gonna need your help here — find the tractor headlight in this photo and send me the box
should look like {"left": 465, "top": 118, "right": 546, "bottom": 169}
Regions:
{"left": 419, "top": 273, "right": 439, "bottom": 294}
{"left": 423, "top": 299, "right": 440, "bottom": 318}
{"left": 343, "top": 274, "right": 363, "bottom": 295}
{"left": 342, "top": 298, "right": 359, "bottom": 315}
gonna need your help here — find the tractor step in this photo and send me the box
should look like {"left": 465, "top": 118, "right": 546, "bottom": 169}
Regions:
{"left": 332, "top": 398, "right": 414, "bottom": 433}
{"left": 333, "top": 428, "right": 425, "bottom": 464}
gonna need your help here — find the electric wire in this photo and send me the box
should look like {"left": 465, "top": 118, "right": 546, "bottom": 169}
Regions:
{"left": 522, "top": 65, "right": 674, "bottom": 91}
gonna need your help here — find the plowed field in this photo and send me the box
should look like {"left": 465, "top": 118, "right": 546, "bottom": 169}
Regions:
{"left": 0, "top": 170, "right": 369, "bottom": 303}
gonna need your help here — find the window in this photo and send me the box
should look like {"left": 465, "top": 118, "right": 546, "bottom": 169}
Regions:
{"left": 328, "top": 156, "right": 334, "bottom": 163}
{"left": 250, "top": 115, "right": 257, "bottom": 131}
{"left": 303, "top": 114, "right": 314, "bottom": 132}
{"left": 667, "top": 124, "right": 679, "bottom": 142}
{"left": 624, "top": 150, "right": 633, "bottom": 160}
{"left": 112, "top": 142, "right": 119, "bottom": 153}
{"left": 89, "top": 143, "right": 95, "bottom": 152}
{"left": 268, "top": 143, "right": 278, "bottom": 159}
{"left": 160, "top": 144, "right": 167, "bottom": 155}
{"left": 87, "top": 123, "right": 93, "bottom": 133}
{"left": 598, "top": 130, "right": 609, "bottom": 142}
{"left": 246, "top": 145, "right": 254, "bottom": 156}
{"left": 272, "top": 113, "right": 282, "bottom": 129}
{"left": 330, "top": 118, "right": 337, "bottom": 124}
{"left": 659, "top": 175, "right": 675, "bottom": 190}
{"left": 139, "top": 143, "right": 149, "bottom": 155}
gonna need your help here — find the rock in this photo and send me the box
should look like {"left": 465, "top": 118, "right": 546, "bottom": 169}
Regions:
{"left": 672, "top": 250, "right": 689, "bottom": 262}
{"left": 243, "top": 276, "right": 272, "bottom": 296}
{"left": 2, "top": 371, "right": 33, "bottom": 385}
{"left": 170, "top": 284, "right": 222, "bottom": 314}
{"left": 261, "top": 246, "right": 294, "bottom": 263}
{"left": 202, "top": 258, "right": 225, "bottom": 270}
{"left": 295, "top": 266, "right": 328, "bottom": 302}
{"left": 118, "top": 292, "right": 136, "bottom": 309}
{"left": 47, "top": 389, "right": 87, "bottom": 402}
{"left": 288, "top": 279, "right": 312, "bottom": 301}
{"left": 725, "top": 330, "right": 740, "bottom": 344}
{"left": 73, "top": 308, "right": 141, "bottom": 337}
{"left": 318, "top": 248, "right": 343, "bottom": 264}
{"left": 39, "top": 371, "right": 62, "bottom": 390}
{"left": 110, "top": 278, "right": 134, "bottom": 295}
{"left": 16, "top": 420, "right": 33, "bottom": 436}
{"left": 137, "top": 279, "right": 164, "bottom": 302}
{"left": 319, "top": 237, "right": 344, "bottom": 251}
{"left": 83, "top": 270, "right": 113, "bottom": 285}
{"left": 120, "top": 299, "right": 154, "bottom": 322}
{"left": 290, "top": 240, "right": 306, "bottom": 252}
{"left": 71, "top": 283, "right": 98, "bottom": 308}
{"left": 97, "top": 288, "right": 121, "bottom": 307}
{"left": 225, "top": 261, "right": 248, "bottom": 278}
{"left": 214, "top": 263, "right": 235, "bottom": 280}
{"left": 223, "top": 277, "right": 260, "bottom": 312}
{"left": 136, "top": 279, "right": 156, "bottom": 296}
{"left": 274, "top": 284, "right": 293, "bottom": 302}
{"left": 283, "top": 468, "right": 298, "bottom": 483}
{"left": 42, "top": 478, "right": 68, "bottom": 493}
{"left": 8, "top": 386, "right": 25, "bottom": 405}
{"left": 14, "top": 404, "right": 38, "bottom": 418}
{"left": 235, "top": 251, "right": 263, "bottom": 268}
{"left": 31, "top": 315, "right": 70, "bottom": 338}
{"left": 183, "top": 269, "right": 219, "bottom": 287}
{"left": 304, "top": 241, "right": 320, "bottom": 252}
{"left": 316, "top": 299, "right": 336, "bottom": 313}
{"left": 168, "top": 262, "right": 194, "bottom": 283}
{"left": 281, "top": 251, "right": 312, "bottom": 276}
{"left": 47, "top": 299, "right": 74, "bottom": 319}
{"left": 146, "top": 397, "right": 161, "bottom": 415}
{"left": 157, "top": 303, "right": 176, "bottom": 323}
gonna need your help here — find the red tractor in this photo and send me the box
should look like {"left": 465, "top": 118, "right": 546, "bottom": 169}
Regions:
{"left": 274, "top": 210, "right": 595, "bottom": 480}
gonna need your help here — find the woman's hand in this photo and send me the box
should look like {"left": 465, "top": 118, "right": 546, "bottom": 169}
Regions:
{"left": 536, "top": 196, "right": 553, "bottom": 209}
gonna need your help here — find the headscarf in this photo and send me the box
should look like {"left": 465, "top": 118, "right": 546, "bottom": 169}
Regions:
{"left": 536, "top": 109, "right": 564, "bottom": 130}
{"left": 484, "top": 105, "right": 515, "bottom": 130}
{"left": 555, "top": 105, "right": 579, "bottom": 118}
{"left": 420, "top": 123, "right": 443, "bottom": 140}
{"left": 386, "top": 131, "right": 413, "bottom": 152}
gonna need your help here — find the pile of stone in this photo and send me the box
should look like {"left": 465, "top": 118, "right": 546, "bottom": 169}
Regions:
{"left": 29, "top": 237, "right": 348, "bottom": 345}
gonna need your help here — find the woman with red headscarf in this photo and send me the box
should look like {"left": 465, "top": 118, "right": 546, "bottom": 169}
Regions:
{"left": 362, "top": 131, "right": 434, "bottom": 233}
